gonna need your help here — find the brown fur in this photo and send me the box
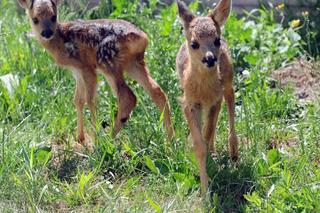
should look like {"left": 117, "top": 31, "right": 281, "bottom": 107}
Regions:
{"left": 18, "top": 0, "right": 174, "bottom": 142}
{"left": 176, "top": 0, "right": 238, "bottom": 194}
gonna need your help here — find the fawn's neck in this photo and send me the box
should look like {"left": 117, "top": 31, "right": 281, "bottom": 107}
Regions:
{"left": 188, "top": 59, "right": 220, "bottom": 82}
{"left": 37, "top": 23, "right": 64, "bottom": 53}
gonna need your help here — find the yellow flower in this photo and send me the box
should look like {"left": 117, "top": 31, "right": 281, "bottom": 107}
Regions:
{"left": 302, "top": 11, "right": 309, "bottom": 17}
{"left": 276, "top": 3, "right": 285, "bottom": 10}
{"left": 291, "top": 19, "right": 301, "bottom": 28}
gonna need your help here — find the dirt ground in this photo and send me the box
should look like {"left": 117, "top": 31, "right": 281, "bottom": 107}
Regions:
{"left": 268, "top": 59, "right": 319, "bottom": 150}
{"left": 271, "top": 58, "right": 320, "bottom": 102}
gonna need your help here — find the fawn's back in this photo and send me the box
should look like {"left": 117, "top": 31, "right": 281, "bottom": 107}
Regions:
{"left": 40, "top": 20, "right": 148, "bottom": 72}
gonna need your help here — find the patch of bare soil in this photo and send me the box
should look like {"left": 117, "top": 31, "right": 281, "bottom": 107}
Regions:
{"left": 48, "top": 133, "right": 94, "bottom": 181}
{"left": 271, "top": 59, "right": 320, "bottom": 102}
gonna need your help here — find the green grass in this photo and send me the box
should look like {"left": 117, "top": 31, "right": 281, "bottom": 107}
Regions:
{"left": 0, "top": 0, "right": 320, "bottom": 212}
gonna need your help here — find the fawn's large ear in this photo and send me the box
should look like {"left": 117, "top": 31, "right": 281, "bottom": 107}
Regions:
{"left": 17, "top": 0, "right": 32, "bottom": 9}
{"left": 176, "top": 0, "right": 195, "bottom": 28}
{"left": 209, "top": 0, "right": 232, "bottom": 27}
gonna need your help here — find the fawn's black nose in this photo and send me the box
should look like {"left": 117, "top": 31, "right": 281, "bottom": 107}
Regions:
{"left": 202, "top": 55, "right": 217, "bottom": 68}
{"left": 41, "top": 29, "right": 53, "bottom": 39}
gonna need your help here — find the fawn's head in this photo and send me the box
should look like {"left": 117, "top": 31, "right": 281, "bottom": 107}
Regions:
{"left": 177, "top": 0, "right": 231, "bottom": 69}
{"left": 18, "top": 0, "right": 61, "bottom": 41}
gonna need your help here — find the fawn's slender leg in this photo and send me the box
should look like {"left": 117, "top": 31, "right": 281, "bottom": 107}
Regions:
{"left": 83, "top": 70, "right": 98, "bottom": 127}
{"left": 103, "top": 71, "right": 137, "bottom": 137}
{"left": 73, "top": 72, "right": 86, "bottom": 143}
{"left": 219, "top": 50, "right": 238, "bottom": 160}
{"left": 224, "top": 85, "right": 238, "bottom": 160}
{"left": 127, "top": 59, "right": 174, "bottom": 139}
{"left": 184, "top": 104, "right": 208, "bottom": 193}
{"left": 203, "top": 100, "right": 222, "bottom": 153}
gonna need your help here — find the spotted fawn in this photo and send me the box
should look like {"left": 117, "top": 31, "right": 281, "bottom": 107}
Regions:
{"left": 176, "top": 0, "right": 238, "bottom": 193}
{"left": 18, "top": 0, "right": 174, "bottom": 143}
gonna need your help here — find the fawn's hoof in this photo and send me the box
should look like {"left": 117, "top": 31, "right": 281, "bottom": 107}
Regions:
{"left": 76, "top": 132, "right": 94, "bottom": 153}
{"left": 207, "top": 143, "right": 216, "bottom": 155}
{"left": 167, "top": 127, "right": 175, "bottom": 141}
{"left": 229, "top": 135, "right": 239, "bottom": 161}
{"left": 231, "top": 154, "right": 238, "bottom": 162}
{"left": 77, "top": 134, "right": 85, "bottom": 144}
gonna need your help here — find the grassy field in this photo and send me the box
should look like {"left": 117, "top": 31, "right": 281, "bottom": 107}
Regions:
{"left": 0, "top": 0, "right": 320, "bottom": 212}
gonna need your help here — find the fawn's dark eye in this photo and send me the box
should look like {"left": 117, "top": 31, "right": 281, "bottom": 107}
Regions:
{"left": 51, "top": 15, "right": 57, "bottom": 23}
{"left": 32, "top": 18, "right": 39, "bottom": 25}
{"left": 191, "top": 41, "right": 200, "bottom": 49}
{"left": 214, "top": 38, "right": 221, "bottom": 47}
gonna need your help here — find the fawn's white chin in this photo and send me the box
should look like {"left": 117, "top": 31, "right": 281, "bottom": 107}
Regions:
{"left": 41, "top": 36, "right": 54, "bottom": 41}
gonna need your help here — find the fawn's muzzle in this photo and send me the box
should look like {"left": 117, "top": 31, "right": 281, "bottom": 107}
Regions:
{"left": 202, "top": 55, "right": 217, "bottom": 68}
{"left": 41, "top": 29, "right": 54, "bottom": 39}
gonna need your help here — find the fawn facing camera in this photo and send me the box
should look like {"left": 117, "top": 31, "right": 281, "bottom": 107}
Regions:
{"left": 17, "top": 0, "right": 174, "bottom": 143}
{"left": 176, "top": 0, "right": 239, "bottom": 194}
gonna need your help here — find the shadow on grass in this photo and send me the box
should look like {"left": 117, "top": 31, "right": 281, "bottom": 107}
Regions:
{"left": 207, "top": 153, "right": 256, "bottom": 212}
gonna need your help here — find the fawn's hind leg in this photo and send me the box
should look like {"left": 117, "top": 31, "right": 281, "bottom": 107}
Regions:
{"left": 203, "top": 100, "right": 222, "bottom": 154}
{"left": 224, "top": 85, "right": 238, "bottom": 161}
{"left": 184, "top": 104, "right": 208, "bottom": 193}
{"left": 220, "top": 51, "right": 239, "bottom": 161}
{"left": 127, "top": 59, "right": 174, "bottom": 139}
{"left": 103, "top": 71, "right": 137, "bottom": 137}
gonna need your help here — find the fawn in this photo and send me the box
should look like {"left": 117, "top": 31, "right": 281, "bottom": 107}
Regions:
{"left": 17, "top": 0, "right": 174, "bottom": 143}
{"left": 176, "top": 0, "right": 238, "bottom": 193}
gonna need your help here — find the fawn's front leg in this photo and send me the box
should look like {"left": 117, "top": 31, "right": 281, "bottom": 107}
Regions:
{"left": 224, "top": 86, "right": 238, "bottom": 161}
{"left": 184, "top": 104, "right": 208, "bottom": 194}
{"left": 73, "top": 75, "right": 86, "bottom": 143}
{"left": 73, "top": 68, "right": 98, "bottom": 143}
{"left": 203, "top": 100, "right": 222, "bottom": 154}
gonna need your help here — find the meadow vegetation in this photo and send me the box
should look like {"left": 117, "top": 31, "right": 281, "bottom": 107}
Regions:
{"left": 0, "top": 0, "right": 319, "bottom": 212}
